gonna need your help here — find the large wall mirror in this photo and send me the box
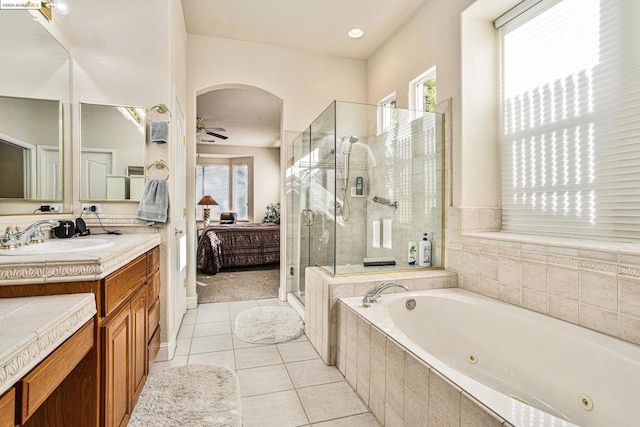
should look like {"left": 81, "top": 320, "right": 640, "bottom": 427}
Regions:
{"left": 80, "top": 103, "right": 147, "bottom": 201}
{"left": 0, "top": 11, "right": 70, "bottom": 214}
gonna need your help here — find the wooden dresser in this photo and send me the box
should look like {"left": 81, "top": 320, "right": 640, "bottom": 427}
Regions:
{"left": 0, "top": 239, "right": 161, "bottom": 427}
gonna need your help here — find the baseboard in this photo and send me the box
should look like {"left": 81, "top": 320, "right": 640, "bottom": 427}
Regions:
{"left": 186, "top": 295, "right": 198, "bottom": 309}
{"left": 156, "top": 338, "right": 177, "bottom": 362}
{"left": 287, "top": 293, "right": 305, "bottom": 320}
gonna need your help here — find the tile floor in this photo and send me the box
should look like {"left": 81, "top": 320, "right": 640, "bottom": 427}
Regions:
{"left": 150, "top": 298, "right": 380, "bottom": 427}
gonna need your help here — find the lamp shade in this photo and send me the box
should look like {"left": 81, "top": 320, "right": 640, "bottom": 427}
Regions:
{"left": 198, "top": 195, "right": 218, "bottom": 206}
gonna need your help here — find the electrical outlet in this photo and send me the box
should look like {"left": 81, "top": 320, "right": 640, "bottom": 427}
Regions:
{"left": 81, "top": 203, "right": 102, "bottom": 213}
{"left": 38, "top": 204, "right": 61, "bottom": 213}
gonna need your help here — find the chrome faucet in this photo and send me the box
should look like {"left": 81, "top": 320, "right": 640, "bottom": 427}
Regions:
{"left": 362, "top": 282, "right": 410, "bottom": 307}
{"left": 1, "top": 220, "right": 59, "bottom": 248}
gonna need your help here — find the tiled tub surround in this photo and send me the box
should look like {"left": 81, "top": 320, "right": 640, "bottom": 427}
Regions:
{"left": 0, "top": 293, "right": 97, "bottom": 395}
{"left": 337, "top": 289, "right": 640, "bottom": 427}
{"left": 447, "top": 207, "right": 640, "bottom": 347}
{"left": 304, "top": 266, "right": 457, "bottom": 365}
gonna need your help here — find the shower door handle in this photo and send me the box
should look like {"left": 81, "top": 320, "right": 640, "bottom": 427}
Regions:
{"left": 301, "top": 209, "right": 316, "bottom": 227}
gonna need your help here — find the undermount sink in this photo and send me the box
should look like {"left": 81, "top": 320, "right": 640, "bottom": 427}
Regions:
{"left": 0, "top": 238, "right": 114, "bottom": 256}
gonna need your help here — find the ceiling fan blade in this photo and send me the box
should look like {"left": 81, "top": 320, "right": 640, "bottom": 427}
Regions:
{"left": 206, "top": 131, "right": 228, "bottom": 139}
{"left": 205, "top": 127, "right": 226, "bottom": 132}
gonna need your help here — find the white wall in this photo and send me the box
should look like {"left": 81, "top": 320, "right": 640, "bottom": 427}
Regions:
{"left": 366, "top": 0, "right": 475, "bottom": 207}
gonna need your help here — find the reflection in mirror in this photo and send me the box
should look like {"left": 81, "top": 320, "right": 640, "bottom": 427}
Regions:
{"left": 0, "top": 10, "right": 70, "bottom": 214}
{"left": 80, "top": 103, "right": 146, "bottom": 201}
{"left": 0, "top": 96, "right": 62, "bottom": 200}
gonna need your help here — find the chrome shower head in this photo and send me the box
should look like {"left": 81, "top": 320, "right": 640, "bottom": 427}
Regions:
{"left": 349, "top": 135, "right": 359, "bottom": 144}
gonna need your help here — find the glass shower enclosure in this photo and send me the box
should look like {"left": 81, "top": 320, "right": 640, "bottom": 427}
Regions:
{"left": 286, "top": 101, "right": 444, "bottom": 305}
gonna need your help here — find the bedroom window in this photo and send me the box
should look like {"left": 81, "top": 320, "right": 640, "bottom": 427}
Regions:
{"left": 498, "top": 0, "right": 640, "bottom": 240}
{"left": 196, "top": 160, "right": 251, "bottom": 221}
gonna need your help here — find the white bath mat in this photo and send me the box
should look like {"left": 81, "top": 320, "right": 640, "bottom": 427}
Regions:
{"left": 129, "top": 364, "right": 241, "bottom": 427}
{"left": 234, "top": 306, "right": 304, "bottom": 344}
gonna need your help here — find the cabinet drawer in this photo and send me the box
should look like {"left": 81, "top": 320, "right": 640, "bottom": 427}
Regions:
{"left": 148, "top": 298, "right": 160, "bottom": 339}
{"left": 148, "top": 327, "right": 160, "bottom": 368}
{"left": 0, "top": 388, "right": 15, "bottom": 427}
{"left": 147, "top": 271, "right": 160, "bottom": 310}
{"left": 19, "top": 319, "right": 94, "bottom": 424}
{"left": 103, "top": 254, "right": 147, "bottom": 317}
{"left": 147, "top": 246, "right": 160, "bottom": 275}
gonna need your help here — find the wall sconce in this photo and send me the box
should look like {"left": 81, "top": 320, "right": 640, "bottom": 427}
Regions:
{"left": 198, "top": 195, "right": 218, "bottom": 227}
{"left": 40, "top": 0, "right": 70, "bottom": 21}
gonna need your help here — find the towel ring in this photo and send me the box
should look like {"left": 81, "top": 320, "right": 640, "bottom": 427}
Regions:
{"left": 146, "top": 159, "right": 170, "bottom": 180}
{"left": 149, "top": 103, "right": 172, "bottom": 124}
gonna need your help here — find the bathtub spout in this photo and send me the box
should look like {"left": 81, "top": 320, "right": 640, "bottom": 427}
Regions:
{"left": 362, "top": 282, "right": 409, "bottom": 308}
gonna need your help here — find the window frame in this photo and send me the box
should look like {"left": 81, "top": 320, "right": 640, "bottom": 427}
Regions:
{"left": 195, "top": 156, "right": 253, "bottom": 222}
{"left": 409, "top": 66, "right": 437, "bottom": 119}
{"left": 377, "top": 92, "right": 397, "bottom": 134}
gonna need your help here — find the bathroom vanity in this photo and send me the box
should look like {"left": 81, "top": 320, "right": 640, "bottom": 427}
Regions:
{"left": 0, "top": 234, "right": 161, "bottom": 427}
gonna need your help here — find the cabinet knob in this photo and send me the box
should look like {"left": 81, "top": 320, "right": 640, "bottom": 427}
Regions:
{"left": 175, "top": 228, "right": 183, "bottom": 235}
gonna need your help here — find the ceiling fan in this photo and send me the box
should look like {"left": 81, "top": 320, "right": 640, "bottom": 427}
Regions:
{"left": 196, "top": 117, "right": 228, "bottom": 140}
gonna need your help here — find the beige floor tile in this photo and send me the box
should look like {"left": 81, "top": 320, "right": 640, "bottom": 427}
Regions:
{"left": 233, "top": 334, "right": 267, "bottom": 349}
{"left": 235, "top": 345, "right": 283, "bottom": 369}
{"left": 188, "top": 350, "right": 236, "bottom": 371}
{"left": 311, "top": 413, "right": 381, "bottom": 426}
{"left": 149, "top": 355, "right": 188, "bottom": 374}
{"left": 174, "top": 338, "right": 191, "bottom": 356}
{"left": 286, "top": 359, "right": 345, "bottom": 388}
{"left": 241, "top": 390, "right": 309, "bottom": 427}
{"left": 297, "top": 381, "right": 368, "bottom": 423}
{"left": 257, "top": 298, "right": 290, "bottom": 306}
{"left": 237, "top": 364, "right": 294, "bottom": 397}
{"left": 193, "top": 321, "right": 232, "bottom": 337}
{"left": 196, "top": 309, "right": 231, "bottom": 323}
{"left": 278, "top": 340, "right": 320, "bottom": 363}
{"left": 190, "top": 334, "right": 233, "bottom": 354}
{"left": 177, "top": 322, "right": 195, "bottom": 339}
{"left": 197, "top": 301, "right": 230, "bottom": 311}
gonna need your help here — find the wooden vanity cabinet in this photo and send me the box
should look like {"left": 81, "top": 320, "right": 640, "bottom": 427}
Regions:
{"left": 102, "top": 247, "right": 159, "bottom": 427}
{"left": 0, "top": 245, "right": 161, "bottom": 427}
{"left": 0, "top": 388, "right": 15, "bottom": 427}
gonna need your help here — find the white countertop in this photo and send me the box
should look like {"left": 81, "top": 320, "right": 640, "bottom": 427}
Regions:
{"left": 0, "top": 293, "right": 97, "bottom": 395}
{"left": 0, "top": 233, "right": 161, "bottom": 285}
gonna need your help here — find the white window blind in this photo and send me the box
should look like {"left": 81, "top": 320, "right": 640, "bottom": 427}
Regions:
{"left": 500, "top": 0, "right": 640, "bottom": 241}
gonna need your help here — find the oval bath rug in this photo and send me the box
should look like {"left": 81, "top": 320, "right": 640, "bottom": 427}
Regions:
{"left": 234, "top": 306, "right": 304, "bottom": 344}
{"left": 129, "top": 364, "right": 241, "bottom": 427}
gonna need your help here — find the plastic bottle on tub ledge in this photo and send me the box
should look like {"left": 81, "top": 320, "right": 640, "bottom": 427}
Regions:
{"left": 408, "top": 241, "right": 417, "bottom": 265}
{"left": 418, "top": 232, "right": 431, "bottom": 267}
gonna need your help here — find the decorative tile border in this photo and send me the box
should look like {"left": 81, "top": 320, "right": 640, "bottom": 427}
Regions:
{"left": 0, "top": 296, "right": 96, "bottom": 394}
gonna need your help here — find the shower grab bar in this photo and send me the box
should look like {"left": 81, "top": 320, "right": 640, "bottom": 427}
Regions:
{"left": 373, "top": 196, "right": 399, "bottom": 209}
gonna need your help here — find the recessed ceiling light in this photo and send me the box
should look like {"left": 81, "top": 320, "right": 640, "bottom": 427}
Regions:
{"left": 348, "top": 28, "right": 364, "bottom": 39}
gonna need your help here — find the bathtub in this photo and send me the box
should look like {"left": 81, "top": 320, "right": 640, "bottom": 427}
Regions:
{"left": 341, "top": 288, "right": 640, "bottom": 427}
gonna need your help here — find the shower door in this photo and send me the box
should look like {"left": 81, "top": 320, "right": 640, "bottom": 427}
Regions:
{"left": 288, "top": 103, "right": 337, "bottom": 306}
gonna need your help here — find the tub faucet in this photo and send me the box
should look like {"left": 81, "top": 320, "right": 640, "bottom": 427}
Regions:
{"left": 1, "top": 220, "right": 59, "bottom": 248}
{"left": 362, "top": 282, "right": 409, "bottom": 308}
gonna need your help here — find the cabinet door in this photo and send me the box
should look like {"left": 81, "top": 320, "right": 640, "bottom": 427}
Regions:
{"left": 104, "top": 305, "right": 131, "bottom": 427}
{"left": 0, "top": 388, "right": 14, "bottom": 427}
{"left": 131, "top": 288, "right": 147, "bottom": 404}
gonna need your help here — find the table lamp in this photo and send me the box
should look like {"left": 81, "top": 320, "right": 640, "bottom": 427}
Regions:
{"left": 198, "top": 195, "right": 218, "bottom": 226}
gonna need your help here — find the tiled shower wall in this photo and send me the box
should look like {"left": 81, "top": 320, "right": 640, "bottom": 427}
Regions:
{"left": 447, "top": 206, "right": 640, "bottom": 347}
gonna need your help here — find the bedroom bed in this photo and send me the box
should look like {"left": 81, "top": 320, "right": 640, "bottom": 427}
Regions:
{"left": 197, "top": 222, "right": 280, "bottom": 275}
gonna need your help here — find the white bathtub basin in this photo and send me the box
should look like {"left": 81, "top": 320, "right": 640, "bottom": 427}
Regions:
{"left": 0, "top": 238, "right": 114, "bottom": 256}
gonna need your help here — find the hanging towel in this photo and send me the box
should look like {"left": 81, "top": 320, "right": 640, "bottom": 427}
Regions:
{"left": 137, "top": 179, "right": 170, "bottom": 226}
{"left": 150, "top": 121, "right": 169, "bottom": 143}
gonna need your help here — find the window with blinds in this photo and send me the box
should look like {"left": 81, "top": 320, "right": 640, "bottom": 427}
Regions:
{"left": 500, "top": 0, "right": 640, "bottom": 241}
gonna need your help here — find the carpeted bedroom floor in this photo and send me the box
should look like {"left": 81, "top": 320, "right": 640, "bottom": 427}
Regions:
{"left": 196, "top": 264, "right": 280, "bottom": 303}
